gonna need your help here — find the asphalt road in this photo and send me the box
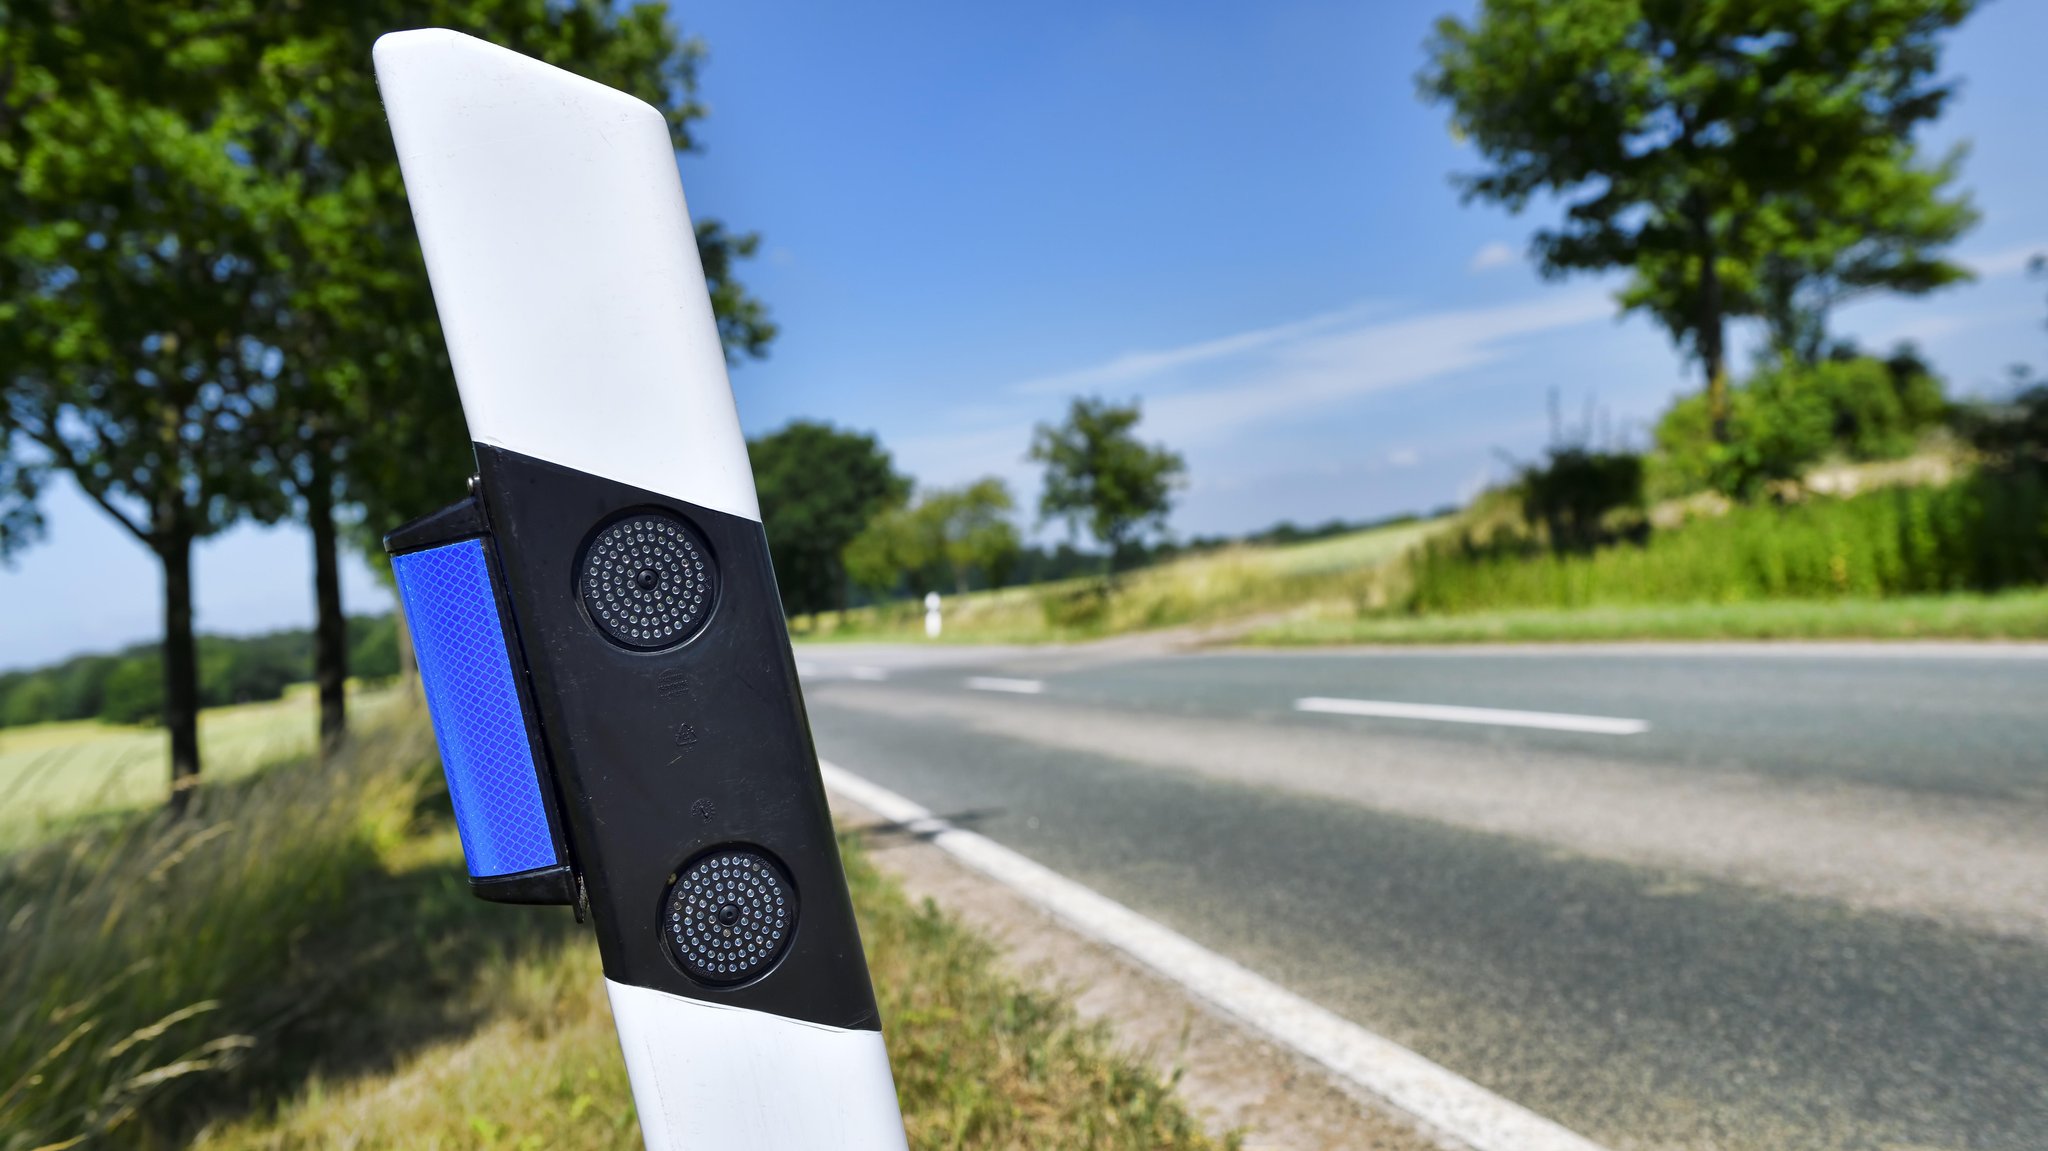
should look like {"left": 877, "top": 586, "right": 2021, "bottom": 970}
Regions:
{"left": 796, "top": 642, "right": 2048, "bottom": 1151}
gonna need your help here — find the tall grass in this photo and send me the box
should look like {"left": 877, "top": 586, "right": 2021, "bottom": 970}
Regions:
{"left": 193, "top": 841, "right": 1236, "bottom": 1151}
{"left": 6, "top": 704, "right": 1236, "bottom": 1150}
{"left": 0, "top": 715, "right": 438, "bottom": 1148}
{"left": 1410, "top": 471, "right": 2048, "bottom": 614}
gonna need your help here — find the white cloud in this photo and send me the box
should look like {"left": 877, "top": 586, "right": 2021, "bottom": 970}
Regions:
{"left": 1962, "top": 242, "right": 2048, "bottom": 279}
{"left": 1136, "top": 289, "right": 1612, "bottom": 447}
{"left": 1387, "top": 447, "right": 1420, "bottom": 468}
{"left": 1008, "top": 301, "right": 1383, "bottom": 396}
{"left": 1468, "top": 241, "right": 1518, "bottom": 272}
{"left": 892, "top": 288, "right": 1614, "bottom": 489}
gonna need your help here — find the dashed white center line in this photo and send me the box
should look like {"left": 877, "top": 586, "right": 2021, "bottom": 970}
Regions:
{"left": 1296, "top": 696, "right": 1649, "bottom": 735}
{"left": 965, "top": 676, "right": 1045, "bottom": 695}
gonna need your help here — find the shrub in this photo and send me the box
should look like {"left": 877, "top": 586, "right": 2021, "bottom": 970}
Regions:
{"left": 1955, "top": 383, "right": 2048, "bottom": 473}
{"left": 1516, "top": 446, "right": 1645, "bottom": 555}
{"left": 1650, "top": 350, "right": 1949, "bottom": 499}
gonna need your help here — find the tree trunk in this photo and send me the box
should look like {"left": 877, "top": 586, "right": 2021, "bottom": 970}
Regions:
{"left": 160, "top": 526, "right": 202, "bottom": 814}
{"left": 308, "top": 449, "right": 348, "bottom": 754}
{"left": 1694, "top": 207, "right": 1730, "bottom": 444}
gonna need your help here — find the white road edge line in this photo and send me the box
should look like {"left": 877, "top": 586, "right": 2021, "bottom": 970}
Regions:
{"left": 849, "top": 665, "right": 890, "bottom": 682}
{"left": 1297, "top": 696, "right": 1649, "bottom": 736}
{"left": 819, "top": 759, "right": 1610, "bottom": 1151}
{"left": 964, "top": 676, "right": 1045, "bottom": 695}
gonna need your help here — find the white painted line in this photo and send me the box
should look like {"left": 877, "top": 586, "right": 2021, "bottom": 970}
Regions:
{"left": 849, "top": 666, "right": 890, "bottom": 682}
{"left": 1296, "top": 696, "right": 1649, "bottom": 736}
{"left": 964, "top": 676, "right": 1045, "bottom": 695}
{"left": 820, "top": 760, "right": 1609, "bottom": 1151}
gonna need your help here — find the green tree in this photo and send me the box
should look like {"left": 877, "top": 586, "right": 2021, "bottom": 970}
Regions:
{"left": 1753, "top": 147, "right": 1977, "bottom": 364}
{"left": 1650, "top": 348, "right": 1947, "bottom": 499}
{"left": 1028, "top": 397, "right": 1186, "bottom": 572}
{"left": 1421, "top": 0, "right": 1979, "bottom": 435}
{"left": 749, "top": 421, "right": 910, "bottom": 617}
{"left": 1, "top": 4, "right": 294, "bottom": 805}
{"left": 1, "top": 2, "right": 775, "bottom": 789}
{"left": 845, "top": 477, "right": 1020, "bottom": 597}
{"left": 258, "top": 3, "right": 772, "bottom": 751}
{"left": 842, "top": 501, "right": 926, "bottom": 601}
{"left": 930, "top": 478, "right": 1021, "bottom": 593}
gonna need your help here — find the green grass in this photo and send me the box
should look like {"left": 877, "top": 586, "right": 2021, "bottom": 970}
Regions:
{"left": 2, "top": 698, "right": 1233, "bottom": 1151}
{"left": 1411, "top": 472, "right": 2047, "bottom": 614}
{"left": 794, "top": 519, "right": 1440, "bottom": 644}
{"left": 1249, "top": 588, "right": 2048, "bottom": 645}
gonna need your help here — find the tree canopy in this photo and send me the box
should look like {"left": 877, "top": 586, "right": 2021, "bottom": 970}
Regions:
{"left": 0, "top": 1, "right": 772, "bottom": 799}
{"left": 1028, "top": 397, "right": 1186, "bottom": 571}
{"left": 845, "top": 478, "right": 1021, "bottom": 598}
{"left": 748, "top": 421, "right": 909, "bottom": 617}
{"left": 1421, "top": 0, "right": 1979, "bottom": 430}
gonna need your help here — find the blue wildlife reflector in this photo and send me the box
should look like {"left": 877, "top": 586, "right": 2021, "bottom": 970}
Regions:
{"left": 391, "top": 539, "right": 559, "bottom": 878}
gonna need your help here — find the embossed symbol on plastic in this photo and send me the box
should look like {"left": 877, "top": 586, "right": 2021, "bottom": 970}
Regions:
{"left": 661, "top": 846, "right": 795, "bottom": 985}
{"left": 579, "top": 512, "right": 717, "bottom": 650}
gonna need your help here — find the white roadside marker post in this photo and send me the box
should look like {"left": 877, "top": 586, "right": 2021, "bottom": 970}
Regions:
{"left": 372, "top": 30, "right": 908, "bottom": 1151}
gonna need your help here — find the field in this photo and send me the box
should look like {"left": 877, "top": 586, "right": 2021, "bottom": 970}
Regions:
{"left": 794, "top": 518, "right": 1441, "bottom": 643}
{"left": 0, "top": 684, "right": 405, "bottom": 849}
{"left": 0, "top": 695, "right": 1232, "bottom": 1151}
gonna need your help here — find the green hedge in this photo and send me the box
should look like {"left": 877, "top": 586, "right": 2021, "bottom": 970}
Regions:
{"left": 1410, "top": 471, "right": 2048, "bottom": 613}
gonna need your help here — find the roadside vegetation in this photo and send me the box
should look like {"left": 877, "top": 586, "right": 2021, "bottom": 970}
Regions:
{"left": 793, "top": 517, "right": 1438, "bottom": 643}
{"left": 0, "top": 698, "right": 1233, "bottom": 1151}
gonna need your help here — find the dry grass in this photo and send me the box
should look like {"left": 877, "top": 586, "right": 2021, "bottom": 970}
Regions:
{"left": 794, "top": 520, "right": 1441, "bottom": 644}
{"left": 194, "top": 842, "right": 1234, "bottom": 1151}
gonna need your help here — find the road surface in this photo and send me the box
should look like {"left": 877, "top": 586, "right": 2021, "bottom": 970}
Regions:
{"left": 796, "top": 642, "right": 2048, "bottom": 1151}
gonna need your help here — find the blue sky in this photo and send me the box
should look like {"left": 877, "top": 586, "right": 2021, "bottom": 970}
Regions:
{"left": 4, "top": 0, "right": 2045, "bottom": 669}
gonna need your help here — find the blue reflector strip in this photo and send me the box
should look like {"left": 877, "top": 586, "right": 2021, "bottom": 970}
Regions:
{"left": 391, "top": 539, "right": 559, "bottom": 878}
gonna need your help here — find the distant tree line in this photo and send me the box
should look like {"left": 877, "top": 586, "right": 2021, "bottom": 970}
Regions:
{"left": 750, "top": 396, "right": 1192, "bottom": 621}
{"left": 0, "top": 617, "right": 401, "bottom": 729}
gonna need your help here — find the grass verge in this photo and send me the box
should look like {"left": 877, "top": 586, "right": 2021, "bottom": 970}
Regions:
{"left": 793, "top": 520, "right": 1438, "bottom": 644}
{"left": 1249, "top": 588, "right": 2048, "bottom": 645}
{"left": 4, "top": 701, "right": 1232, "bottom": 1151}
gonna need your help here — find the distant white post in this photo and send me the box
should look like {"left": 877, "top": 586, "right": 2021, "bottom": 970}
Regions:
{"left": 924, "top": 591, "right": 943, "bottom": 638}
